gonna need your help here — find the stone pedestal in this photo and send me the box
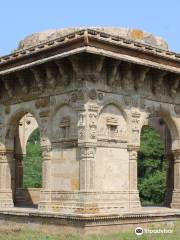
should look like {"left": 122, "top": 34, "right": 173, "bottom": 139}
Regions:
{"left": 171, "top": 150, "right": 180, "bottom": 209}
{"left": 0, "top": 150, "right": 14, "bottom": 208}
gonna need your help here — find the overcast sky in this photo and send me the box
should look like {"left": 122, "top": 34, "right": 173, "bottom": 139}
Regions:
{"left": 0, "top": 0, "right": 179, "bottom": 56}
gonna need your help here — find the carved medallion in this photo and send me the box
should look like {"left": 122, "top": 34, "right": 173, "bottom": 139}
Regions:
{"left": 98, "top": 92, "right": 104, "bottom": 100}
{"left": 174, "top": 104, "right": 180, "bottom": 114}
{"left": 89, "top": 89, "right": 97, "bottom": 100}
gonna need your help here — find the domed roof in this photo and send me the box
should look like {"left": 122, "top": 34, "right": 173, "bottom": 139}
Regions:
{"left": 17, "top": 27, "right": 168, "bottom": 50}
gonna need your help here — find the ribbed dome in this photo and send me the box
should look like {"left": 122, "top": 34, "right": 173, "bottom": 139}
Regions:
{"left": 17, "top": 27, "right": 168, "bottom": 50}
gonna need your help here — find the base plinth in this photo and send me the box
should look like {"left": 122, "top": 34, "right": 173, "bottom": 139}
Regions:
{"left": 0, "top": 207, "right": 179, "bottom": 235}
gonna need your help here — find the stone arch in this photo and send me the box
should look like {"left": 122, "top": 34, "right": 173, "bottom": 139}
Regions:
{"left": 50, "top": 103, "right": 77, "bottom": 142}
{"left": 140, "top": 109, "right": 179, "bottom": 150}
{"left": 97, "top": 102, "right": 128, "bottom": 142}
{"left": 18, "top": 114, "right": 39, "bottom": 155}
{"left": 138, "top": 108, "right": 179, "bottom": 208}
{"left": 4, "top": 108, "right": 44, "bottom": 207}
{"left": 98, "top": 99, "right": 129, "bottom": 124}
{"left": 5, "top": 108, "right": 41, "bottom": 150}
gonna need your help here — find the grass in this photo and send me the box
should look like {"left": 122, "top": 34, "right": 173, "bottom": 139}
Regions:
{"left": 0, "top": 221, "right": 179, "bottom": 240}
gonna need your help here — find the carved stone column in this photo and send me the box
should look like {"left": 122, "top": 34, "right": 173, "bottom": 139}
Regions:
{"left": 165, "top": 152, "right": 174, "bottom": 207}
{"left": 127, "top": 145, "right": 141, "bottom": 208}
{"left": 77, "top": 103, "right": 98, "bottom": 213}
{"left": 171, "top": 150, "right": 180, "bottom": 209}
{"left": 0, "top": 149, "right": 14, "bottom": 208}
{"left": 38, "top": 111, "right": 52, "bottom": 211}
{"left": 78, "top": 104, "right": 98, "bottom": 191}
{"left": 79, "top": 147, "right": 96, "bottom": 191}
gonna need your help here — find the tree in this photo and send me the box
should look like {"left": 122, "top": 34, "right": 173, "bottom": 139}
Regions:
{"left": 138, "top": 126, "right": 168, "bottom": 205}
{"left": 23, "top": 129, "right": 42, "bottom": 188}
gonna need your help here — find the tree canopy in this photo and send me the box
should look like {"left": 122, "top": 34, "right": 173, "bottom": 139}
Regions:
{"left": 138, "top": 126, "right": 168, "bottom": 205}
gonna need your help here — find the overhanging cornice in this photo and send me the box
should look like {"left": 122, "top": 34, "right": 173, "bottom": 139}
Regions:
{"left": 0, "top": 46, "right": 180, "bottom": 76}
{"left": 0, "top": 29, "right": 180, "bottom": 76}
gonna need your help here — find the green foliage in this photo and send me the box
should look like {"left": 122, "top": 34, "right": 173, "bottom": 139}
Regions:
{"left": 138, "top": 126, "right": 168, "bottom": 205}
{"left": 28, "top": 128, "right": 40, "bottom": 144}
{"left": 23, "top": 129, "right": 42, "bottom": 188}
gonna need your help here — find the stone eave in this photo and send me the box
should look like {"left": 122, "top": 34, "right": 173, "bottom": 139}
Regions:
{"left": 0, "top": 46, "right": 180, "bottom": 77}
{"left": 0, "top": 29, "right": 180, "bottom": 75}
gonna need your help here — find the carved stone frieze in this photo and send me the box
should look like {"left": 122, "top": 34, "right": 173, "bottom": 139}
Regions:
{"left": 123, "top": 95, "right": 139, "bottom": 108}
{"left": 131, "top": 111, "right": 141, "bottom": 143}
{"left": 89, "top": 89, "right": 97, "bottom": 100}
{"left": 79, "top": 147, "right": 96, "bottom": 159}
{"left": 0, "top": 52, "right": 179, "bottom": 105}
{"left": 77, "top": 111, "right": 86, "bottom": 141}
{"left": 35, "top": 98, "right": 49, "bottom": 109}
{"left": 88, "top": 112, "right": 97, "bottom": 140}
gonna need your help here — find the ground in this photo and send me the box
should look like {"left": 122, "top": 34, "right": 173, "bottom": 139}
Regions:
{"left": 0, "top": 221, "right": 179, "bottom": 240}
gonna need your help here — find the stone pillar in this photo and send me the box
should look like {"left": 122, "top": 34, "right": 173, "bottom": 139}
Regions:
{"left": 38, "top": 145, "right": 52, "bottom": 211}
{"left": 79, "top": 147, "right": 96, "bottom": 191}
{"left": 171, "top": 150, "right": 180, "bottom": 209}
{"left": 77, "top": 104, "right": 98, "bottom": 191}
{"left": 165, "top": 152, "right": 174, "bottom": 207}
{"left": 0, "top": 149, "right": 14, "bottom": 208}
{"left": 77, "top": 103, "right": 98, "bottom": 213}
{"left": 38, "top": 112, "right": 52, "bottom": 211}
{"left": 14, "top": 153, "right": 24, "bottom": 188}
{"left": 127, "top": 145, "right": 141, "bottom": 208}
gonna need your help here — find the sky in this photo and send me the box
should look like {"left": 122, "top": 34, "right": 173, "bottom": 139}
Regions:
{"left": 0, "top": 1, "right": 179, "bottom": 56}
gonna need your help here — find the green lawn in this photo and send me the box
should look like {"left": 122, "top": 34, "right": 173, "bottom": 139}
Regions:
{"left": 0, "top": 221, "right": 179, "bottom": 240}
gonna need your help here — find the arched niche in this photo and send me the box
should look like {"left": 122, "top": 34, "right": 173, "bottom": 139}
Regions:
{"left": 97, "top": 103, "right": 128, "bottom": 141}
{"left": 50, "top": 104, "right": 77, "bottom": 142}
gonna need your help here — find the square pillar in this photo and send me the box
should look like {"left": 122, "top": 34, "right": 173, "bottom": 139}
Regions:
{"left": 127, "top": 145, "right": 141, "bottom": 208}
{"left": 171, "top": 150, "right": 180, "bottom": 209}
{"left": 0, "top": 149, "right": 14, "bottom": 208}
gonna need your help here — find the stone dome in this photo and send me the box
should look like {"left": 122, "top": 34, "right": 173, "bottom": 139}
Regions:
{"left": 17, "top": 27, "right": 169, "bottom": 50}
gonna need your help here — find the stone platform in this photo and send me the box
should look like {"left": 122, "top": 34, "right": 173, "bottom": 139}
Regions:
{"left": 0, "top": 207, "right": 179, "bottom": 234}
